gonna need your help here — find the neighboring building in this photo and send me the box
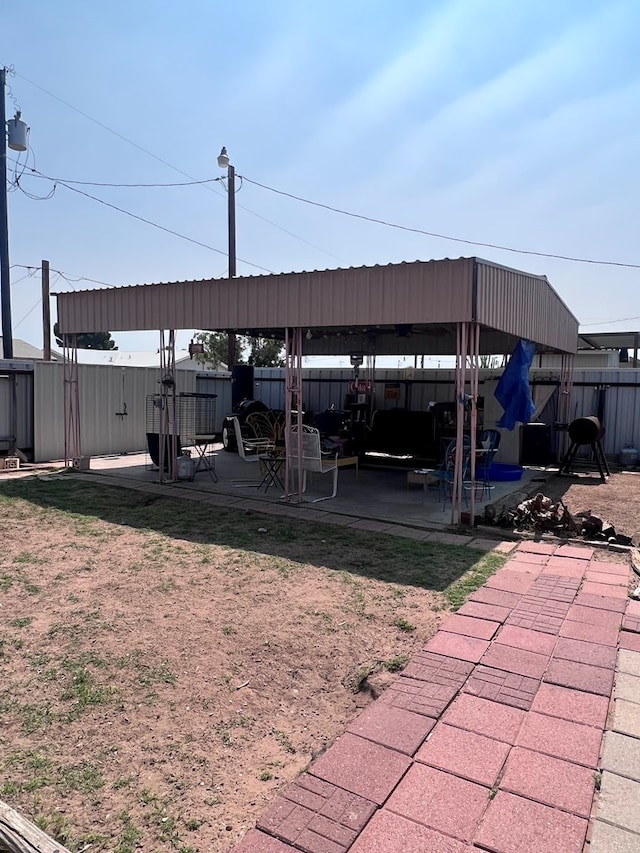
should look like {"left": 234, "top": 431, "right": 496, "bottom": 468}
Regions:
{"left": 0, "top": 337, "right": 62, "bottom": 361}
{"left": 72, "top": 349, "right": 224, "bottom": 371}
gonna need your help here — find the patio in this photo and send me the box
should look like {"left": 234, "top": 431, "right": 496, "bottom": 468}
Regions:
{"left": 87, "top": 445, "right": 540, "bottom": 532}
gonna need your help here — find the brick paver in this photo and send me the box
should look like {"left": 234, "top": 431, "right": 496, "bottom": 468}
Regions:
{"left": 544, "top": 657, "right": 615, "bottom": 696}
{"left": 456, "top": 600, "right": 512, "bottom": 622}
{"left": 233, "top": 830, "right": 296, "bottom": 852}
{"left": 574, "top": 592, "right": 627, "bottom": 612}
{"left": 618, "top": 649, "right": 640, "bottom": 677}
{"left": 581, "top": 581, "right": 629, "bottom": 599}
{"left": 256, "top": 776, "right": 376, "bottom": 853}
{"left": 517, "top": 541, "right": 557, "bottom": 555}
{"left": 565, "top": 603, "right": 623, "bottom": 629}
{"left": 619, "top": 631, "right": 640, "bottom": 652}
{"left": 233, "top": 541, "right": 632, "bottom": 853}
{"left": 468, "top": 587, "right": 522, "bottom": 608}
{"left": 556, "top": 544, "right": 594, "bottom": 559}
{"left": 463, "top": 665, "right": 539, "bottom": 710}
{"left": 474, "top": 791, "right": 587, "bottom": 853}
{"left": 589, "top": 820, "right": 640, "bottom": 853}
{"left": 485, "top": 570, "right": 537, "bottom": 594}
{"left": 349, "top": 810, "right": 470, "bottom": 853}
{"left": 424, "top": 631, "right": 490, "bottom": 663}
{"left": 516, "top": 711, "right": 602, "bottom": 767}
{"left": 622, "top": 612, "right": 640, "bottom": 633}
{"left": 530, "top": 682, "right": 609, "bottom": 729}
{"left": 506, "top": 596, "right": 571, "bottom": 634}
{"left": 346, "top": 701, "right": 435, "bottom": 755}
{"left": 596, "top": 771, "right": 640, "bottom": 835}
{"left": 499, "top": 746, "right": 596, "bottom": 817}
{"left": 553, "top": 636, "right": 617, "bottom": 669}
{"left": 493, "top": 624, "right": 556, "bottom": 655}
{"left": 601, "top": 731, "right": 640, "bottom": 782}
{"left": 559, "top": 618, "right": 620, "bottom": 647}
{"left": 386, "top": 764, "right": 488, "bottom": 842}
{"left": 480, "top": 643, "right": 549, "bottom": 679}
{"left": 438, "top": 613, "right": 500, "bottom": 640}
{"left": 416, "top": 723, "right": 510, "bottom": 786}
{"left": 308, "top": 733, "right": 411, "bottom": 804}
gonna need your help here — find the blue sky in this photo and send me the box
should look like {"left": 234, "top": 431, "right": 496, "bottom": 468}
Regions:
{"left": 2, "top": 0, "right": 639, "bottom": 358}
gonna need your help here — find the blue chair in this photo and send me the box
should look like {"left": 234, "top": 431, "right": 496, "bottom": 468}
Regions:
{"left": 475, "top": 429, "right": 501, "bottom": 498}
{"left": 432, "top": 437, "right": 471, "bottom": 509}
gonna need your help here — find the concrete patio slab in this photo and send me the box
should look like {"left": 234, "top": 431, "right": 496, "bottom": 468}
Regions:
{"left": 574, "top": 592, "right": 628, "bottom": 613}
{"left": 468, "top": 587, "right": 522, "bottom": 609}
{"left": 623, "top": 612, "right": 640, "bottom": 633}
{"left": 581, "top": 581, "right": 629, "bottom": 599}
{"left": 474, "top": 791, "right": 587, "bottom": 853}
{"left": 612, "top": 700, "right": 640, "bottom": 739}
{"left": 596, "top": 771, "right": 640, "bottom": 835}
{"left": 441, "top": 693, "right": 525, "bottom": 744}
{"left": 386, "top": 764, "right": 489, "bottom": 842}
{"left": 485, "top": 570, "right": 537, "bottom": 594}
{"left": 556, "top": 544, "right": 594, "bottom": 559}
{"left": 585, "top": 570, "right": 629, "bottom": 586}
{"left": 499, "top": 746, "right": 596, "bottom": 817}
{"left": 517, "top": 541, "right": 557, "bottom": 555}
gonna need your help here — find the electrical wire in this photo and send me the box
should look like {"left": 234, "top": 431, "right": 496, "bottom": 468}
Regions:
{"left": 242, "top": 177, "right": 640, "bottom": 271}
{"left": 55, "top": 181, "right": 274, "bottom": 273}
{"left": 581, "top": 315, "right": 640, "bottom": 328}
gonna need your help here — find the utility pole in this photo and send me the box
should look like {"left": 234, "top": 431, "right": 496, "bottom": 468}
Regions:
{"left": 41, "top": 259, "right": 51, "bottom": 360}
{"left": 0, "top": 67, "right": 13, "bottom": 359}
{"left": 218, "top": 147, "right": 237, "bottom": 369}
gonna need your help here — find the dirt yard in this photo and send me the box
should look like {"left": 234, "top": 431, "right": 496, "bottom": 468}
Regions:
{"left": 531, "top": 470, "right": 640, "bottom": 541}
{"left": 0, "top": 476, "right": 504, "bottom": 853}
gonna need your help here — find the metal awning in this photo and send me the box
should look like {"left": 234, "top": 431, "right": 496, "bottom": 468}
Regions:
{"left": 55, "top": 257, "right": 579, "bottom": 356}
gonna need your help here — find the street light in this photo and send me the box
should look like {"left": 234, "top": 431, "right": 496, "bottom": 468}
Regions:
{"left": 218, "top": 146, "right": 237, "bottom": 368}
{"left": 1, "top": 68, "right": 29, "bottom": 360}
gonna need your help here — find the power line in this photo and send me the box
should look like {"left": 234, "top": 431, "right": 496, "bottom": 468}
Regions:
{"left": 242, "top": 176, "right": 640, "bottom": 271}
{"left": 13, "top": 73, "right": 345, "bottom": 262}
{"left": 55, "top": 181, "right": 274, "bottom": 273}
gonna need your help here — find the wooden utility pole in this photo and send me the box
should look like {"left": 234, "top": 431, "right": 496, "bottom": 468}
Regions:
{"left": 41, "top": 258, "right": 51, "bottom": 360}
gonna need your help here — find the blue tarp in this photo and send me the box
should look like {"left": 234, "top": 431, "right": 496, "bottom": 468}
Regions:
{"left": 495, "top": 339, "right": 536, "bottom": 430}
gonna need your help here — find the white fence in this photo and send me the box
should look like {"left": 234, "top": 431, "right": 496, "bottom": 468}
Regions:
{"left": 15, "top": 362, "right": 640, "bottom": 463}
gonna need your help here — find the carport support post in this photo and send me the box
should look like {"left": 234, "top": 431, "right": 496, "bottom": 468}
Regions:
{"left": 284, "top": 327, "right": 303, "bottom": 502}
{"left": 158, "top": 330, "right": 178, "bottom": 483}
{"left": 63, "top": 335, "right": 81, "bottom": 467}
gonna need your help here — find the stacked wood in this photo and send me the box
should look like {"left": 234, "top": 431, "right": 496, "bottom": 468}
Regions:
{"left": 0, "top": 799, "right": 72, "bottom": 853}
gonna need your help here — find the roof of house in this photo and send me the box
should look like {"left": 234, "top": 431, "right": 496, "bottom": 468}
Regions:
{"left": 0, "top": 337, "right": 62, "bottom": 361}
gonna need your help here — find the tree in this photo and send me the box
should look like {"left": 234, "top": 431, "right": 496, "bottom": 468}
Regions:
{"left": 193, "top": 331, "right": 284, "bottom": 368}
{"left": 246, "top": 336, "right": 285, "bottom": 367}
{"left": 53, "top": 322, "right": 117, "bottom": 350}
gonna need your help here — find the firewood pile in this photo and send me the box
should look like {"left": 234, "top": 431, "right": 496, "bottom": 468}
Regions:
{"left": 484, "top": 492, "right": 633, "bottom": 546}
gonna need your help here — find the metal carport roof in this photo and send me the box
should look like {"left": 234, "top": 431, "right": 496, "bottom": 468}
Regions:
{"left": 55, "top": 257, "right": 579, "bottom": 355}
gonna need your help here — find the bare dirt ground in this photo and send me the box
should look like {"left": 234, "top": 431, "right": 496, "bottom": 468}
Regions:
{"left": 0, "top": 476, "right": 503, "bottom": 853}
{"left": 532, "top": 470, "right": 640, "bottom": 542}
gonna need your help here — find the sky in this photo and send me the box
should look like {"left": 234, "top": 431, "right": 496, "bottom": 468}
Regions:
{"left": 2, "top": 0, "right": 639, "bottom": 364}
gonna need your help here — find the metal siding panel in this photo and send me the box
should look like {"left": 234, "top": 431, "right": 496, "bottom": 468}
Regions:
{"left": 56, "top": 259, "right": 475, "bottom": 336}
{"left": 476, "top": 261, "right": 578, "bottom": 354}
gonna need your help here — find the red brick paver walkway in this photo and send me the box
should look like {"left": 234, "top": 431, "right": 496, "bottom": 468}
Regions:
{"left": 232, "top": 543, "right": 637, "bottom": 853}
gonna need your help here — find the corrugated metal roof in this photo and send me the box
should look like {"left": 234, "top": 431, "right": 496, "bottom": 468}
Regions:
{"left": 55, "top": 257, "right": 579, "bottom": 354}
